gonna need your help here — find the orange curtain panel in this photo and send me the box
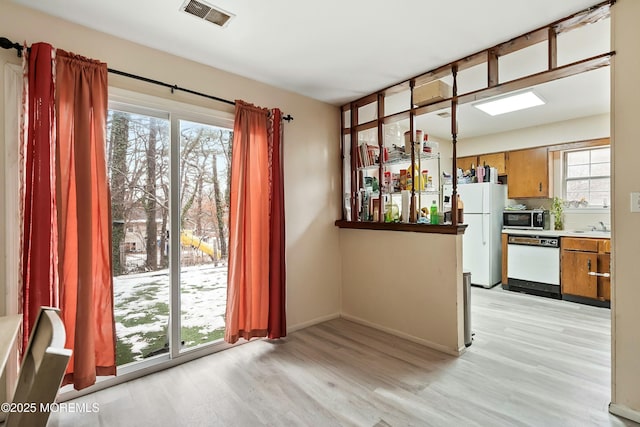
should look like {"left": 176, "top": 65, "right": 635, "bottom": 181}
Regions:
{"left": 21, "top": 45, "right": 116, "bottom": 391}
{"left": 225, "top": 101, "right": 286, "bottom": 343}
{"left": 55, "top": 49, "right": 116, "bottom": 390}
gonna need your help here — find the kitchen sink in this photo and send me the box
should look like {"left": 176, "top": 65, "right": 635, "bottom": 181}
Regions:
{"left": 566, "top": 229, "right": 611, "bottom": 235}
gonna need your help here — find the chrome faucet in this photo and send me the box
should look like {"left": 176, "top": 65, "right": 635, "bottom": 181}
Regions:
{"left": 591, "top": 221, "right": 608, "bottom": 231}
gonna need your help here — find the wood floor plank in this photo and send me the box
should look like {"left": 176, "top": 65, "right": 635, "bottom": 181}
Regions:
{"left": 49, "top": 287, "right": 638, "bottom": 427}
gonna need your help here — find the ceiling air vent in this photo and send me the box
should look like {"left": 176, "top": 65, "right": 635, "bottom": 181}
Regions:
{"left": 181, "top": 0, "right": 235, "bottom": 28}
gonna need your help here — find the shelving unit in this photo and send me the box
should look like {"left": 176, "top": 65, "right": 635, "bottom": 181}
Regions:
{"left": 355, "top": 142, "right": 444, "bottom": 223}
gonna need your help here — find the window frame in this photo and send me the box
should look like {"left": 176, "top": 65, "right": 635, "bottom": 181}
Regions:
{"left": 562, "top": 145, "right": 611, "bottom": 209}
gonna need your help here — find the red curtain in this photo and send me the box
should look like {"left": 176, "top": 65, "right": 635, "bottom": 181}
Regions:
{"left": 225, "top": 101, "right": 286, "bottom": 344}
{"left": 268, "top": 109, "right": 286, "bottom": 339}
{"left": 21, "top": 45, "right": 116, "bottom": 390}
{"left": 21, "top": 43, "right": 58, "bottom": 352}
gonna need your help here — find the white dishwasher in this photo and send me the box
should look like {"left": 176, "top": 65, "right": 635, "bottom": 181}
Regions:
{"left": 507, "top": 235, "right": 561, "bottom": 298}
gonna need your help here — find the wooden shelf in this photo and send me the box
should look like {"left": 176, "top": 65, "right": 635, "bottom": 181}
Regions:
{"left": 335, "top": 220, "right": 467, "bottom": 235}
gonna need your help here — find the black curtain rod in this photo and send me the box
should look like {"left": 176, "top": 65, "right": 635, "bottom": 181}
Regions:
{"left": 0, "top": 37, "right": 294, "bottom": 122}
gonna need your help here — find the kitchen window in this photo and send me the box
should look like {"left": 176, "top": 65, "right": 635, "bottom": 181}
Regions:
{"left": 564, "top": 146, "right": 610, "bottom": 207}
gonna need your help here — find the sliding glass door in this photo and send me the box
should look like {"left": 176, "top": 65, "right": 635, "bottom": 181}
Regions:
{"left": 178, "top": 120, "right": 232, "bottom": 350}
{"left": 106, "top": 101, "right": 232, "bottom": 367}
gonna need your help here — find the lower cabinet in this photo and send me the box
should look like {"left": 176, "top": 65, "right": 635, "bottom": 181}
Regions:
{"left": 561, "top": 237, "right": 610, "bottom": 305}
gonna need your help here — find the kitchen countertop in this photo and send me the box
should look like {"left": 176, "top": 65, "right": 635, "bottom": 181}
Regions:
{"left": 502, "top": 229, "right": 611, "bottom": 239}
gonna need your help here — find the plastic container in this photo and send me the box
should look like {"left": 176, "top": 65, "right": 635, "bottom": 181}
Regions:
{"left": 384, "top": 201, "right": 399, "bottom": 223}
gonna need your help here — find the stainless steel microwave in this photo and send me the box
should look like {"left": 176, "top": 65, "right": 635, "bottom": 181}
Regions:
{"left": 503, "top": 209, "right": 550, "bottom": 230}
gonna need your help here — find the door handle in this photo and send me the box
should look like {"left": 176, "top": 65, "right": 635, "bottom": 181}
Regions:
{"left": 587, "top": 259, "right": 591, "bottom": 271}
{"left": 539, "top": 182, "right": 542, "bottom": 192}
{"left": 588, "top": 272, "right": 611, "bottom": 278}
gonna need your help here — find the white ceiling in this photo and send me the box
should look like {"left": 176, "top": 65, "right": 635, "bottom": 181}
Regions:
{"left": 12, "top": 0, "right": 610, "bottom": 139}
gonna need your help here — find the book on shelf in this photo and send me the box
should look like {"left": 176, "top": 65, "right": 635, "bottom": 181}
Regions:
{"left": 357, "top": 142, "right": 379, "bottom": 168}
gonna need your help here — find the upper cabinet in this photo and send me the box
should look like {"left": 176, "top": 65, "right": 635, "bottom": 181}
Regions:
{"left": 479, "top": 152, "right": 506, "bottom": 176}
{"left": 457, "top": 156, "right": 477, "bottom": 173}
{"left": 458, "top": 152, "right": 507, "bottom": 176}
{"left": 506, "top": 147, "right": 550, "bottom": 198}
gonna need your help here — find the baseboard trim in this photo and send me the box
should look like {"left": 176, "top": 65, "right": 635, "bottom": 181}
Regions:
{"left": 287, "top": 312, "right": 341, "bottom": 333}
{"left": 609, "top": 403, "right": 640, "bottom": 423}
{"left": 340, "top": 313, "right": 463, "bottom": 357}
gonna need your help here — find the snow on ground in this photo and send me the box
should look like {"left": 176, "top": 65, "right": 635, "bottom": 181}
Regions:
{"left": 114, "top": 263, "right": 227, "bottom": 361}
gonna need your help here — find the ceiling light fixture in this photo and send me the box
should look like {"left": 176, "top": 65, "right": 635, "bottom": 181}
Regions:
{"left": 473, "top": 91, "right": 545, "bottom": 116}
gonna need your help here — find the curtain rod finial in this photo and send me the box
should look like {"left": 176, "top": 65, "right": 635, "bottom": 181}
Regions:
{"left": 0, "top": 36, "right": 23, "bottom": 57}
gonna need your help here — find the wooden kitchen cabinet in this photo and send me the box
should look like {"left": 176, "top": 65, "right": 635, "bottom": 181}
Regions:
{"left": 478, "top": 152, "right": 506, "bottom": 175}
{"left": 457, "top": 151, "right": 506, "bottom": 176}
{"left": 506, "top": 147, "right": 550, "bottom": 198}
{"left": 457, "top": 156, "right": 478, "bottom": 173}
{"left": 561, "top": 237, "right": 611, "bottom": 306}
{"left": 561, "top": 249, "right": 598, "bottom": 299}
{"left": 597, "top": 253, "right": 611, "bottom": 301}
{"left": 597, "top": 240, "right": 611, "bottom": 300}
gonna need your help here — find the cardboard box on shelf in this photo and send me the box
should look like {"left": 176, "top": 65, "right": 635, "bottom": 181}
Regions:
{"left": 414, "top": 80, "right": 453, "bottom": 107}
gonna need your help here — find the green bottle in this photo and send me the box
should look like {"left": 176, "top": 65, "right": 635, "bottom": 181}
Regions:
{"left": 430, "top": 200, "right": 438, "bottom": 224}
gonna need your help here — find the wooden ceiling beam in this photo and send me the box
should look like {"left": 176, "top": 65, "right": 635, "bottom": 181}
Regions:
{"left": 457, "top": 53, "right": 612, "bottom": 106}
{"left": 374, "top": 52, "right": 611, "bottom": 123}
{"left": 495, "top": 27, "right": 549, "bottom": 58}
{"left": 352, "top": 93, "right": 378, "bottom": 108}
{"left": 548, "top": 27, "right": 558, "bottom": 70}
{"left": 382, "top": 110, "right": 410, "bottom": 125}
{"left": 487, "top": 49, "right": 499, "bottom": 87}
{"left": 554, "top": 1, "right": 612, "bottom": 34}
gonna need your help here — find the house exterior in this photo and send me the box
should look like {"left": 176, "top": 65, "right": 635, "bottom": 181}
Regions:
{"left": 0, "top": 0, "right": 638, "bottom": 420}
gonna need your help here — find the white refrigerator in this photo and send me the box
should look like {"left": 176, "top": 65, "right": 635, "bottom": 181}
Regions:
{"left": 457, "top": 183, "right": 507, "bottom": 288}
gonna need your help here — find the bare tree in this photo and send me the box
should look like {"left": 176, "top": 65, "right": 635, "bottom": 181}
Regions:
{"left": 144, "top": 118, "right": 159, "bottom": 270}
{"left": 109, "top": 111, "right": 129, "bottom": 276}
{"left": 211, "top": 153, "right": 227, "bottom": 259}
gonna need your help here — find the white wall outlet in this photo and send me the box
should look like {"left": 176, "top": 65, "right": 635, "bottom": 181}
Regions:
{"left": 631, "top": 192, "right": 640, "bottom": 213}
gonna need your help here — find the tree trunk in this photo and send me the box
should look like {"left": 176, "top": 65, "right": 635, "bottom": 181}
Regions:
{"left": 225, "top": 132, "right": 233, "bottom": 208}
{"left": 110, "top": 112, "right": 129, "bottom": 276}
{"left": 159, "top": 182, "right": 169, "bottom": 269}
{"left": 212, "top": 154, "right": 227, "bottom": 260}
{"left": 195, "top": 173, "right": 203, "bottom": 236}
{"left": 145, "top": 118, "right": 158, "bottom": 270}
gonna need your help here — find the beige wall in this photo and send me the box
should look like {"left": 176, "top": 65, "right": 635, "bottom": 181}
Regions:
{"left": 457, "top": 113, "right": 610, "bottom": 157}
{"left": 340, "top": 229, "right": 464, "bottom": 354}
{"left": 611, "top": 0, "right": 640, "bottom": 419}
{"left": 0, "top": 3, "right": 342, "bottom": 328}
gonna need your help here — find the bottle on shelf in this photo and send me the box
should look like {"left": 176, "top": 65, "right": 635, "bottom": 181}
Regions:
{"left": 422, "top": 133, "right": 431, "bottom": 153}
{"left": 344, "top": 193, "right": 352, "bottom": 221}
{"left": 430, "top": 200, "right": 439, "bottom": 225}
{"left": 362, "top": 191, "right": 370, "bottom": 221}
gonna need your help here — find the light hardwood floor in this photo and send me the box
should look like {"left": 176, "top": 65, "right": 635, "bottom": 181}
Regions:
{"left": 50, "top": 287, "right": 638, "bottom": 426}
